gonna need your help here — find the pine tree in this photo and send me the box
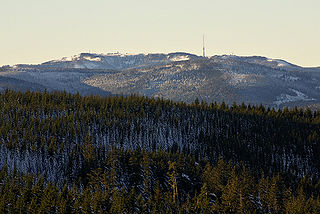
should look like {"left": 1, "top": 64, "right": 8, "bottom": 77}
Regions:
{"left": 168, "top": 161, "right": 179, "bottom": 204}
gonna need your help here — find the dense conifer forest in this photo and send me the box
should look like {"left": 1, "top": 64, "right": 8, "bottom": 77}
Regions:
{"left": 0, "top": 89, "right": 320, "bottom": 213}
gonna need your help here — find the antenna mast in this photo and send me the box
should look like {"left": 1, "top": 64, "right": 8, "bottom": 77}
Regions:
{"left": 202, "top": 34, "right": 206, "bottom": 57}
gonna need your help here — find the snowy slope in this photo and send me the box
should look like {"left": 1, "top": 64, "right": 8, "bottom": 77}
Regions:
{"left": 31, "top": 52, "right": 201, "bottom": 70}
{"left": 2, "top": 52, "right": 320, "bottom": 108}
{"left": 81, "top": 54, "right": 320, "bottom": 108}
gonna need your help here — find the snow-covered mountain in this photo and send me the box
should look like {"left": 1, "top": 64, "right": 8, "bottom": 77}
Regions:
{"left": 13, "top": 52, "right": 305, "bottom": 71}
{"left": 2, "top": 52, "right": 320, "bottom": 108}
{"left": 26, "top": 52, "right": 201, "bottom": 70}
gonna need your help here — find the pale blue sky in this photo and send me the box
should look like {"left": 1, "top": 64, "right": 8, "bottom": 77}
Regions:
{"left": 1, "top": 0, "right": 319, "bottom": 66}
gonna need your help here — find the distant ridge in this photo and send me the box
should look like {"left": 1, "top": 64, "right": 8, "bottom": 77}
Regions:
{"left": 1, "top": 52, "right": 319, "bottom": 109}
{"left": 8, "top": 52, "right": 318, "bottom": 71}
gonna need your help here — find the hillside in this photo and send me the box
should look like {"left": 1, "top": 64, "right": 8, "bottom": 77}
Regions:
{"left": 0, "top": 90, "right": 320, "bottom": 212}
{"left": 1, "top": 52, "right": 319, "bottom": 109}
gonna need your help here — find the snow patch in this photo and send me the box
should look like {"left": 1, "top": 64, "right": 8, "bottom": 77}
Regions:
{"left": 170, "top": 55, "right": 190, "bottom": 62}
{"left": 83, "top": 56, "right": 102, "bottom": 62}
{"left": 104, "top": 52, "right": 144, "bottom": 57}
{"left": 277, "top": 60, "right": 291, "bottom": 67}
{"left": 268, "top": 59, "right": 291, "bottom": 67}
{"left": 273, "top": 89, "right": 316, "bottom": 106}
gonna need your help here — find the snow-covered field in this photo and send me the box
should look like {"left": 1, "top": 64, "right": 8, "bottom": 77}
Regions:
{"left": 169, "top": 55, "right": 190, "bottom": 62}
{"left": 273, "top": 89, "right": 316, "bottom": 106}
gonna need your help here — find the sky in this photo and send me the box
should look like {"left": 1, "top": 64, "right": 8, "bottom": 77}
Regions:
{"left": 1, "top": 0, "right": 319, "bottom": 67}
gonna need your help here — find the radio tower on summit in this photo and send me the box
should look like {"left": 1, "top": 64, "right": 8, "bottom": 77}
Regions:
{"left": 202, "top": 34, "right": 206, "bottom": 57}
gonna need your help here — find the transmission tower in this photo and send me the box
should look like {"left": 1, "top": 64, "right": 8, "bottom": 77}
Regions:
{"left": 203, "top": 34, "right": 206, "bottom": 57}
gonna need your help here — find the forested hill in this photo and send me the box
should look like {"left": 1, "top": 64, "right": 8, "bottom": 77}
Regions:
{"left": 0, "top": 90, "right": 320, "bottom": 213}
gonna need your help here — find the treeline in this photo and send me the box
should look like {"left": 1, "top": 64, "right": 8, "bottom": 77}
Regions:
{"left": 1, "top": 149, "right": 320, "bottom": 213}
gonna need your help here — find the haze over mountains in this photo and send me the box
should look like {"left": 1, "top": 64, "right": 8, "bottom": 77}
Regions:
{"left": 1, "top": 52, "right": 319, "bottom": 108}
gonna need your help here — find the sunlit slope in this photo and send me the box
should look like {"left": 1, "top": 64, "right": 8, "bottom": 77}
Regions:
{"left": 1, "top": 53, "right": 319, "bottom": 108}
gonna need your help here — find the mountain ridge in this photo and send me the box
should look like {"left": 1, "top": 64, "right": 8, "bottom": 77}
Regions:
{"left": 9, "top": 52, "right": 319, "bottom": 70}
{"left": 1, "top": 52, "right": 320, "bottom": 109}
